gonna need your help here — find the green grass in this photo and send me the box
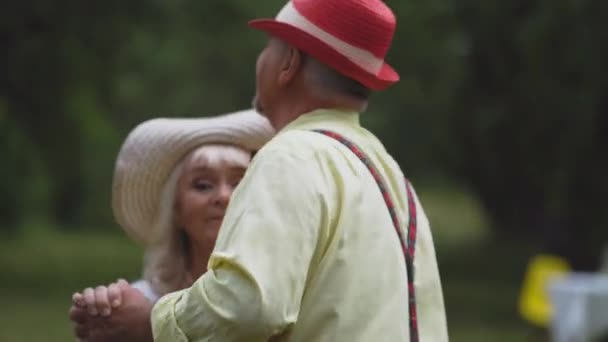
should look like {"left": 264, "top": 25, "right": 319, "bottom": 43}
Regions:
{"left": 0, "top": 230, "right": 143, "bottom": 341}
{"left": 0, "top": 186, "right": 536, "bottom": 341}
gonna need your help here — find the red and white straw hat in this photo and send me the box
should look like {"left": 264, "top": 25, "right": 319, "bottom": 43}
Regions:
{"left": 112, "top": 109, "right": 274, "bottom": 245}
{"left": 249, "top": 0, "right": 399, "bottom": 90}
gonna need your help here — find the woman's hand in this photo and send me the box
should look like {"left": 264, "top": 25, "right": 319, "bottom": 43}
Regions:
{"left": 71, "top": 279, "right": 129, "bottom": 317}
{"left": 69, "top": 280, "right": 153, "bottom": 342}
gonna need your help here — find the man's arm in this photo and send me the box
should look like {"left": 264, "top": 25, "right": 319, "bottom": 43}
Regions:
{"left": 152, "top": 145, "right": 326, "bottom": 341}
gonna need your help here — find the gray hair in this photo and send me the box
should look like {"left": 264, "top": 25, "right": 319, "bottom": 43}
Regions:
{"left": 303, "top": 54, "right": 371, "bottom": 101}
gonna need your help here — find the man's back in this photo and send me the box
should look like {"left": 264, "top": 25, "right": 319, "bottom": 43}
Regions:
{"left": 262, "top": 109, "right": 448, "bottom": 341}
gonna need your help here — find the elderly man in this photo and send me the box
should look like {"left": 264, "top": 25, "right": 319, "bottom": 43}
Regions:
{"left": 70, "top": 0, "right": 448, "bottom": 341}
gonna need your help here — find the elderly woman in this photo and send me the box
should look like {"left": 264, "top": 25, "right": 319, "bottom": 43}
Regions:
{"left": 70, "top": 109, "right": 273, "bottom": 319}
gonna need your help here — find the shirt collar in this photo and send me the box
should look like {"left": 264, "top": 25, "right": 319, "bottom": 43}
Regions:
{"left": 280, "top": 108, "right": 361, "bottom": 133}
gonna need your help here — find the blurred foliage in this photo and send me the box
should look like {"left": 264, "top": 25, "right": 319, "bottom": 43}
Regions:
{"left": 1, "top": 0, "right": 607, "bottom": 267}
{"left": 447, "top": 0, "right": 608, "bottom": 269}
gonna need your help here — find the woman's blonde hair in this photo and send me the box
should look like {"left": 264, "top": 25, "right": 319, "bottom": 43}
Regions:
{"left": 141, "top": 144, "right": 252, "bottom": 296}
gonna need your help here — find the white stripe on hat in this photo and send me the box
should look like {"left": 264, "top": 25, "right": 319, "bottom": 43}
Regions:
{"left": 275, "top": 1, "right": 383, "bottom": 75}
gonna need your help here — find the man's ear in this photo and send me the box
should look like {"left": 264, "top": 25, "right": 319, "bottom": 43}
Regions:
{"left": 278, "top": 46, "right": 303, "bottom": 87}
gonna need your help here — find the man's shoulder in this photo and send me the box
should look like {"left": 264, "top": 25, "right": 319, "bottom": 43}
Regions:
{"left": 258, "top": 127, "right": 398, "bottom": 167}
{"left": 238, "top": 130, "right": 330, "bottom": 193}
{"left": 257, "top": 129, "right": 332, "bottom": 159}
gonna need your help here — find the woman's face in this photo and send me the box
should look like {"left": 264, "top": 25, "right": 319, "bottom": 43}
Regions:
{"left": 174, "top": 145, "right": 251, "bottom": 249}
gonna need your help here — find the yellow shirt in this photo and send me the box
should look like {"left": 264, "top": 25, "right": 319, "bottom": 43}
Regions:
{"left": 151, "top": 109, "right": 448, "bottom": 341}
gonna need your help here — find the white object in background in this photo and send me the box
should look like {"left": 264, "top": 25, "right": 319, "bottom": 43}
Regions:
{"left": 548, "top": 273, "right": 608, "bottom": 342}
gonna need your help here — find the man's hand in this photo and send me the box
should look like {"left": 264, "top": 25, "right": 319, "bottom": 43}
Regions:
{"left": 69, "top": 280, "right": 154, "bottom": 342}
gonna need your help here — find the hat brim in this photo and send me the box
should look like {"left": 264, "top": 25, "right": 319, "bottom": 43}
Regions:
{"left": 249, "top": 19, "right": 399, "bottom": 91}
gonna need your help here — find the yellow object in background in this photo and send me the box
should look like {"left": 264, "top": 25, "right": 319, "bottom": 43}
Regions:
{"left": 518, "top": 254, "right": 571, "bottom": 327}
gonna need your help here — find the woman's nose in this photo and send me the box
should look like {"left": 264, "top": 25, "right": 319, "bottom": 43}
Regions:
{"left": 213, "top": 184, "right": 232, "bottom": 207}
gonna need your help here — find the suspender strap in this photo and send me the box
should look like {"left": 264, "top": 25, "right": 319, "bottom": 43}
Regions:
{"left": 312, "top": 129, "right": 419, "bottom": 342}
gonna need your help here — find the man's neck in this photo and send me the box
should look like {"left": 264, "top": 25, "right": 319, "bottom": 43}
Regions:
{"left": 269, "top": 96, "right": 366, "bottom": 131}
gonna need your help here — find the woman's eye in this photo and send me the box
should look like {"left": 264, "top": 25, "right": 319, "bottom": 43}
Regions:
{"left": 193, "top": 180, "right": 213, "bottom": 192}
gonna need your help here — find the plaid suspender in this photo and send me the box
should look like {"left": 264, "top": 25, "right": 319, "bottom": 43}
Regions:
{"left": 312, "top": 129, "right": 419, "bottom": 342}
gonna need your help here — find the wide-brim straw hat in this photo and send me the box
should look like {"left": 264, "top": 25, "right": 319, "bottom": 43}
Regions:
{"left": 112, "top": 109, "right": 274, "bottom": 245}
{"left": 249, "top": 0, "right": 399, "bottom": 90}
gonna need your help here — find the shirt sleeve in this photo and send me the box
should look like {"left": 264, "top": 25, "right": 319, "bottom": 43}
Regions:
{"left": 151, "top": 144, "right": 326, "bottom": 341}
